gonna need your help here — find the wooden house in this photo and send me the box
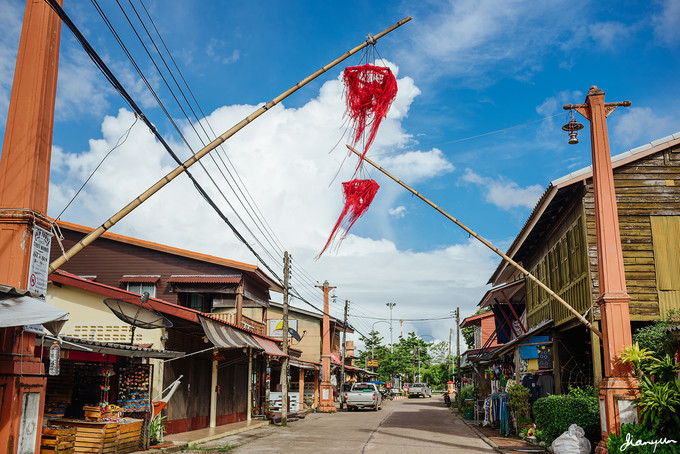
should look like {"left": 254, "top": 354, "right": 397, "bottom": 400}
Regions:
{"left": 487, "top": 132, "right": 680, "bottom": 391}
{"left": 48, "top": 220, "right": 285, "bottom": 433}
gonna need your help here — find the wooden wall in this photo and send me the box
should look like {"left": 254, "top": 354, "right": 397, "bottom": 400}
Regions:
{"left": 584, "top": 145, "right": 680, "bottom": 321}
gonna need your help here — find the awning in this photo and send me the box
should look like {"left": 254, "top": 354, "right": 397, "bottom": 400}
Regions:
{"left": 199, "top": 316, "right": 261, "bottom": 350}
{"left": 37, "top": 335, "right": 184, "bottom": 359}
{"left": 254, "top": 336, "right": 286, "bottom": 357}
{"left": 479, "top": 280, "right": 525, "bottom": 308}
{"left": 476, "top": 319, "right": 553, "bottom": 364}
{"left": 0, "top": 287, "right": 68, "bottom": 336}
{"left": 168, "top": 275, "right": 242, "bottom": 284}
{"left": 289, "top": 358, "right": 319, "bottom": 370}
{"left": 331, "top": 352, "right": 342, "bottom": 364}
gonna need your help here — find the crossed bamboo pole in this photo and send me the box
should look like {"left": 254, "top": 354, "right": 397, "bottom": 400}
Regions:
{"left": 48, "top": 17, "right": 412, "bottom": 274}
{"left": 346, "top": 144, "right": 603, "bottom": 339}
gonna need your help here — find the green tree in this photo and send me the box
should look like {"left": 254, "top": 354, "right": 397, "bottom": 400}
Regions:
{"left": 428, "top": 340, "right": 450, "bottom": 365}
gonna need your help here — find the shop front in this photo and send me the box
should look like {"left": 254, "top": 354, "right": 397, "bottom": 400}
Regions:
{"left": 36, "top": 335, "right": 182, "bottom": 453}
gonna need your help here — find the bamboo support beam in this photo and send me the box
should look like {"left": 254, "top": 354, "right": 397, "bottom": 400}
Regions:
{"left": 346, "top": 144, "right": 603, "bottom": 339}
{"left": 48, "top": 17, "right": 411, "bottom": 274}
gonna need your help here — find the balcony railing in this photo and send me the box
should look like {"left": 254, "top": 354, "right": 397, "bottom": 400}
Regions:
{"left": 211, "top": 311, "right": 267, "bottom": 336}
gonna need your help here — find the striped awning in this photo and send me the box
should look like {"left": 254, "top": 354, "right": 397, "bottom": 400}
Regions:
{"left": 254, "top": 336, "right": 286, "bottom": 357}
{"left": 200, "top": 316, "right": 260, "bottom": 350}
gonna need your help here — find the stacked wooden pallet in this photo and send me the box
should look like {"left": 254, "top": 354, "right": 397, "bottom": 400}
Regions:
{"left": 116, "top": 419, "right": 143, "bottom": 454}
{"left": 41, "top": 426, "right": 76, "bottom": 454}
{"left": 50, "top": 420, "right": 117, "bottom": 453}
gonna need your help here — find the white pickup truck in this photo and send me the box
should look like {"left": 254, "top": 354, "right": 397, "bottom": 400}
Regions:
{"left": 408, "top": 382, "right": 432, "bottom": 398}
{"left": 345, "top": 382, "right": 383, "bottom": 411}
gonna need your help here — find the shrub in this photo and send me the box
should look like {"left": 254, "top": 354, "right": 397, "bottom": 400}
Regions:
{"left": 607, "top": 423, "right": 680, "bottom": 454}
{"left": 633, "top": 309, "right": 679, "bottom": 358}
{"left": 507, "top": 382, "right": 531, "bottom": 423}
{"left": 533, "top": 394, "right": 600, "bottom": 445}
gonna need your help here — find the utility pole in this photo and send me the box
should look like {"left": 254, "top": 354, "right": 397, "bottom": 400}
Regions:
{"left": 456, "top": 307, "right": 461, "bottom": 411}
{"left": 0, "top": 1, "right": 62, "bottom": 452}
{"left": 281, "top": 252, "right": 290, "bottom": 426}
{"left": 386, "top": 302, "right": 396, "bottom": 353}
{"left": 448, "top": 328, "right": 452, "bottom": 376}
{"left": 315, "top": 280, "right": 336, "bottom": 412}
{"left": 340, "top": 300, "right": 349, "bottom": 409}
{"left": 564, "top": 87, "right": 636, "bottom": 451}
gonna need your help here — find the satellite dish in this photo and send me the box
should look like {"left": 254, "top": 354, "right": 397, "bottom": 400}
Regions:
{"left": 104, "top": 293, "right": 172, "bottom": 344}
{"left": 288, "top": 328, "right": 302, "bottom": 342}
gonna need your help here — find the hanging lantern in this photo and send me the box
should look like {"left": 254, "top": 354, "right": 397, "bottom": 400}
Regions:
{"left": 343, "top": 64, "right": 398, "bottom": 167}
{"left": 317, "top": 179, "right": 380, "bottom": 258}
{"left": 562, "top": 110, "right": 584, "bottom": 144}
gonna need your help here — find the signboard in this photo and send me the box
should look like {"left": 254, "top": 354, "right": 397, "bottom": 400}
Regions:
{"left": 367, "top": 358, "right": 379, "bottom": 368}
{"left": 268, "top": 319, "right": 298, "bottom": 338}
{"left": 27, "top": 224, "right": 52, "bottom": 295}
{"left": 24, "top": 225, "right": 52, "bottom": 334}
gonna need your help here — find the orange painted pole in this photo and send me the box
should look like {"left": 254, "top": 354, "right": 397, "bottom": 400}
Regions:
{"left": 565, "top": 86, "right": 637, "bottom": 450}
{"left": 0, "top": 1, "right": 62, "bottom": 453}
{"left": 316, "top": 280, "right": 337, "bottom": 412}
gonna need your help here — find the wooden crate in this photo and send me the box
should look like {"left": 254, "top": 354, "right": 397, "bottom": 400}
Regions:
{"left": 117, "top": 419, "right": 143, "bottom": 454}
{"left": 50, "top": 420, "right": 117, "bottom": 454}
{"left": 41, "top": 427, "right": 76, "bottom": 454}
{"left": 83, "top": 406, "right": 102, "bottom": 422}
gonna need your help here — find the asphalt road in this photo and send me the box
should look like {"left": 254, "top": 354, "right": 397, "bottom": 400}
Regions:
{"left": 185, "top": 397, "right": 496, "bottom": 453}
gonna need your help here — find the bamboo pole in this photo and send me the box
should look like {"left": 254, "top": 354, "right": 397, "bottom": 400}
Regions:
{"left": 346, "top": 144, "right": 603, "bottom": 339}
{"left": 48, "top": 17, "right": 412, "bottom": 274}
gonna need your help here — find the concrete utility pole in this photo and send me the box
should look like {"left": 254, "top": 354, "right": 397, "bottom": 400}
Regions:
{"left": 456, "top": 307, "right": 461, "bottom": 411}
{"left": 316, "top": 280, "right": 336, "bottom": 412}
{"left": 0, "top": 1, "right": 62, "bottom": 452}
{"left": 281, "top": 252, "right": 290, "bottom": 426}
{"left": 340, "top": 300, "right": 349, "bottom": 409}
{"left": 386, "top": 302, "right": 396, "bottom": 353}
{"left": 564, "top": 87, "right": 637, "bottom": 451}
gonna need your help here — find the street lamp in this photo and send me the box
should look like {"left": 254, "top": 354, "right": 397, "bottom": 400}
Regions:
{"left": 386, "top": 302, "right": 396, "bottom": 353}
{"left": 369, "top": 320, "right": 390, "bottom": 371}
{"left": 563, "top": 86, "right": 637, "bottom": 449}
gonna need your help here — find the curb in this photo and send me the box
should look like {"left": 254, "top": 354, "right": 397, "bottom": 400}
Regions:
{"left": 131, "top": 420, "right": 271, "bottom": 453}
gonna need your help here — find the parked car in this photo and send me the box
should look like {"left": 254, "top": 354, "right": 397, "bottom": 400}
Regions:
{"left": 408, "top": 382, "right": 432, "bottom": 398}
{"left": 345, "top": 382, "right": 383, "bottom": 411}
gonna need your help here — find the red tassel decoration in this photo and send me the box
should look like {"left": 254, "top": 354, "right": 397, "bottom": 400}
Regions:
{"left": 343, "top": 65, "right": 398, "bottom": 167}
{"left": 317, "top": 179, "right": 380, "bottom": 258}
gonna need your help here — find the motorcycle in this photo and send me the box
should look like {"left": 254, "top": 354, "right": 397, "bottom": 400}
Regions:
{"left": 443, "top": 392, "right": 451, "bottom": 407}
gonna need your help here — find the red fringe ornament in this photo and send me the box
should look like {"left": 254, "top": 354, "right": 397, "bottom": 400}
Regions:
{"left": 343, "top": 65, "right": 398, "bottom": 167}
{"left": 317, "top": 179, "right": 380, "bottom": 258}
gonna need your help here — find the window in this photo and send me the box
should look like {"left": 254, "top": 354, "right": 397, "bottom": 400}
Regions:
{"left": 188, "top": 293, "right": 205, "bottom": 311}
{"left": 126, "top": 283, "right": 156, "bottom": 297}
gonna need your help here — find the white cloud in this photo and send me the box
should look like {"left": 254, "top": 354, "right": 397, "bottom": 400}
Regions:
{"left": 652, "top": 0, "right": 680, "bottom": 46}
{"left": 378, "top": 148, "right": 454, "bottom": 183}
{"left": 611, "top": 106, "right": 679, "bottom": 149}
{"left": 389, "top": 206, "right": 407, "bottom": 218}
{"left": 47, "top": 63, "right": 495, "bottom": 343}
{"left": 401, "top": 0, "right": 583, "bottom": 84}
{"left": 461, "top": 169, "right": 543, "bottom": 210}
{"left": 588, "top": 21, "right": 636, "bottom": 50}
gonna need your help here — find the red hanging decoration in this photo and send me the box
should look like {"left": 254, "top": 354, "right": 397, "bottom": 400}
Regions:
{"left": 343, "top": 64, "right": 398, "bottom": 167}
{"left": 317, "top": 179, "right": 380, "bottom": 258}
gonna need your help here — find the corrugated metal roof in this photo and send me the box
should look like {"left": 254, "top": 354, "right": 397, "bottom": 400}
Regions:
{"left": 167, "top": 275, "right": 242, "bottom": 284}
{"left": 39, "top": 335, "right": 184, "bottom": 359}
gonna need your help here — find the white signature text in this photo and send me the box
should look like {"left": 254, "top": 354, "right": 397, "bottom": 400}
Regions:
{"left": 620, "top": 433, "right": 678, "bottom": 453}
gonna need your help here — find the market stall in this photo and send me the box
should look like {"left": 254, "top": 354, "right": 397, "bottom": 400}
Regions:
{"left": 36, "top": 336, "right": 182, "bottom": 453}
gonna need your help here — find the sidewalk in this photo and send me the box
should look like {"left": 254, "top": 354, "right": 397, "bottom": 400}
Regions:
{"left": 130, "top": 419, "right": 271, "bottom": 453}
{"left": 457, "top": 412, "right": 547, "bottom": 454}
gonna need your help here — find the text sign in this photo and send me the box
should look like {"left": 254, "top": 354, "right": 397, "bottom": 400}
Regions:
{"left": 27, "top": 225, "right": 52, "bottom": 295}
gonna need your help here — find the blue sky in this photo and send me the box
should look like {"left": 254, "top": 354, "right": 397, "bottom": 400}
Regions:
{"left": 1, "top": 0, "right": 679, "bottom": 348}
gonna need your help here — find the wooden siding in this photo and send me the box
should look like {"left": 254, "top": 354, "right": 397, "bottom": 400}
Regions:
{"left": 49, "top": 227, "right": 270, "bottom": 312}
{"left": 584, "top": 146, "right": 680, "bottom": 320}
{"left": 651, "top": 216, "right": 680, "bottom": 315}
{"left": 526, "top": 216, "right": 591, "bottom": 327}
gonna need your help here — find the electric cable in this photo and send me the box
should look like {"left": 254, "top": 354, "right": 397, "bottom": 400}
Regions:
{"left": 45, "top": 0, "right": 284, "bottom": 284}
